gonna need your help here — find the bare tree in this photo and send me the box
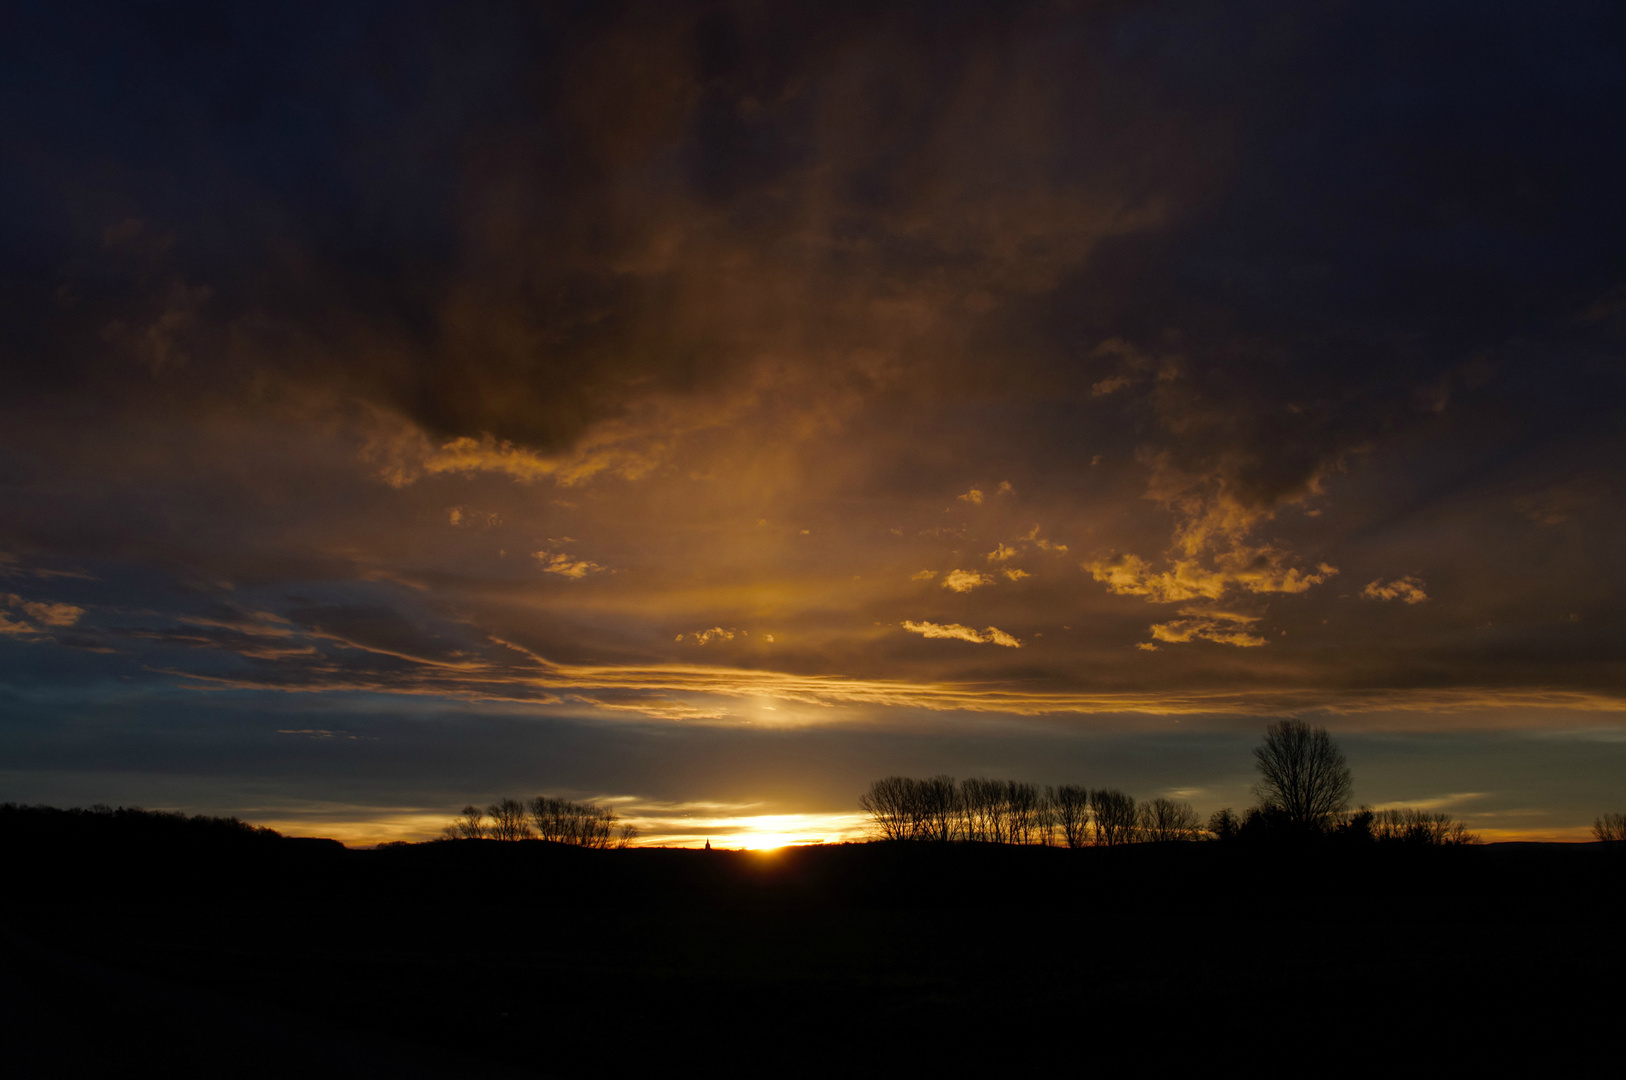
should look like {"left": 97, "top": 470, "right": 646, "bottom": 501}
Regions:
{"left": 918, "top": 776, "right": 960, "bottom": 842}
{"left": 529, "top": 795, "right": 622, "bottom": 847}
{"left": 1139, "top": 797, "right": 1201, "bottom": 842}
{"left": 1032, "top": 789, "right": 1057, "bottom": 846}
{"left": 1050, "top": 785, "right": 1091, "bottom": 848}
{"left": 960, "top": 777, "right": 1007, "bottom": 843}
{"left": 1369, "top": 807, "right": 1477, "bottom": 845}
{"left": 1005, "top": 781, "right": 1044, "bottom": 845}
{"left": 448, "top": 804, "right": 487, "bottom": 840}
{"left": 1594, "top": 812, "right": 1626, "bottom": 844}
{"left": 1090, "top": 788, "right": 1138, "bottom": 846}
{"left": 1251, "top": 720, "right": 1353, "bottom": 832}
{"left": 579, "top": 803, "right": 617, "bottom": 848}
{"left": 859, "top": 777, "right": 916, "bottom": 841}
{"left": 486, "top": 797, "right": 532, "bottom": 841}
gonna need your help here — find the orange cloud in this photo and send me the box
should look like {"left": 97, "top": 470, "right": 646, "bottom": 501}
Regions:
{"left": 941, "top": 569, "right": 994, "bottom": 593}
{"left": 534, "top": 551, "right": 607, "bottom": 579}
{"left": 900, "top": 621, "right": 1022, "bottom": 648}
{"left": 1086, "top": 551, "right": 1337, "bottom": 603}
{"left": 1146, "top": 607, "right": 1266, "bottom": 649}
{"left": 1363, "top": 576, "right": 1429, "bottom": 604}
{"left": 0, "top": 593, "right": 84, "bottom": 635}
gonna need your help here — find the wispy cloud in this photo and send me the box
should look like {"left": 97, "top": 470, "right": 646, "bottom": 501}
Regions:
{"left": 534, "top": 551, "right": 607, "bottom": 579}
{"left": 0, "top": 593, "right": 84, "bottom": 636}
{"left": 901, "top": 621, "right": 1021, "bottom": 648}
{"left": 1146, "top": 608, "right": 1266, "bottom": 648}
{"left": 677, "top": 627, "right": 740, "bottom": 645}
{"left": 1363, "top": 576, "right": 1429, "bottom": 604}
{"left": 1087, "top": 550, "right": 1337, "bottom": 603}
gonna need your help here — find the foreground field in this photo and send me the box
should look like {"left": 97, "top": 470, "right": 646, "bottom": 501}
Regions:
{"left": 4, "top": 833, "right": 1623, "bottom": 1076}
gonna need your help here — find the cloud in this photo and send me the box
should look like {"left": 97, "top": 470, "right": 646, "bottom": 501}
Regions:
{"left": 1146, "top": 608, "right": 1267, "bottom": 649}
{"left": 986, "top": 543, "right": 1019, "bottom": 563}
{"left": 448, "top": 506, "right": 501, "bottom": 528}
{"left": 1002, "top": 569, "right": 1030, "bottom": 582}
{"left": 957, "top": 488, "right": 985, "bottom": 505}
{"left": 1, "top": 593, "right": 84, "bottom": 635}
{"left": 6, "top": 0, "right": 1626, "bottom": 834}
{"left": 1086, "top": 551, "right": 1337, "bottom": 603}
{"left": 901, "top": 621, "right": 1022, "bottom": 648}
{"left": 910, "top": 570, "right": 937, "bottom": 582}
{"left": 534, "top": 551, "right": 607, "bottom": 579}
{"left": 1363, "top": 577, "right": 1429, "bottom": 604}
{"left": 941, "top": 570, "right": 994, "bottom": 593}
{"left": 1518, "top": 479, "right": 1605, "bottom": 526}
{"left": 680, "top": 627, "right": 739, "bottom": 645}
{"left": 1024, "top": 526, "right": 1067, "bottom": 554}
{"left": 18, "top": 599, "right": 83, "bottom": 627}
{"left": 987, "top": 531, "right": 1067, "bottom": 569}
{"left": 0, "top": 612, "right": 34, "bottom": 636}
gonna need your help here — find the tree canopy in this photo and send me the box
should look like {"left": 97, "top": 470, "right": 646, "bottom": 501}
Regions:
{"left": 1251, "top": 720, "right": 1354, "bottom": 832}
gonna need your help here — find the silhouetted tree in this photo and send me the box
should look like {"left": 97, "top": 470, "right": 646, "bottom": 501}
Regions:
{"left": 1340, "top": 806, "right": 1375, "bottom": 842}
{"left": 1594, "top": 813, "right": 1626, "bottom": 844}
{"left": 446, "top": 804, "right": 487, "bottom": 840}
{"left": 487, "top": 797, "right": 532, "bottom": 841}
{"left": 859, "top": 776, "right": 916, "bottom": 840}
{"left": 960, "top": 777, "right": 1009, "bottom": 843}
{"left": 529, "top": 796, "right": 622, "bottom": 847}
{"left": 1050, "top": 785, "right": 1092, "bottom": 848}
{"left": 1252, "top": 720, "right": 1353, "bottom": 833}
{"left": 1090, "top": 788, "right": 1137, "bottom": 845}
{"left": 1369, "top": 807, "right": 1478, "bottom": 845}
{"left": 1207, "top": 808, "right": 1242, "bottom": 841}
{"left": 1032, "top": 789, "right": 1057, "bottom": 846}
{"left": 918, "top": 775, "right": 960, "bottom": 842}
{"left": 1139, "top": 797, "right": 1201, "bottom": 842}
{"left": 1004, "top": 781, "right": 1045, "bottom": 845}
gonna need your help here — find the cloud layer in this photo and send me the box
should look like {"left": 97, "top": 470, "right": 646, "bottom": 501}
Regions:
{"left": 3, "top": 1, "right": 1626, "bottom": 837}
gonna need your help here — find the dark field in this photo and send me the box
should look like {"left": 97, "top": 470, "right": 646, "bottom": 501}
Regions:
{"left": 4, "top": 817, "right": 1623, "bottom": 1077}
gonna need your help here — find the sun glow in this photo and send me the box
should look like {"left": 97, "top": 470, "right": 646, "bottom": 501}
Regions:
{"left": 622, "top": 811, "right": 870, "bottom": 850}
{"left": 726, "top": 813, "right": 868, "bottom": 849}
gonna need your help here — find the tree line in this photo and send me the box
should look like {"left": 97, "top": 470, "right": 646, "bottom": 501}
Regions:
{"left": 860, "top": 721, "right": 1482, "bottom": 846}
{"left": 443, "top": 796, "right": 637, "bottom": 848}
{"left": 0, "top": 802, "right": 283, "bottom": 844}
{"left": 859, "top": 776, "right": 1203, "bottom": 846}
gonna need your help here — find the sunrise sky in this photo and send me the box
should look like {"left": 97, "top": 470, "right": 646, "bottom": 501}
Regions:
{"left": 3, "top": 1, "right": 1624, "bottom": 845}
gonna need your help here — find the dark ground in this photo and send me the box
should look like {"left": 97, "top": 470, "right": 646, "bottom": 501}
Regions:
{"left": 3, "top": 815, "right": 1622, "bottom": 1077}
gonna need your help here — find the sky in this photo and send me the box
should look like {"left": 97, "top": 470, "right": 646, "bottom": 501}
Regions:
{"left": 3, "top": 0, "right": 1625, "bottom": 846}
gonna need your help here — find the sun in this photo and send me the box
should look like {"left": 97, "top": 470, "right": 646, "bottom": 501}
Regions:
{"left": 735, "top": 832, "right": 798, "bottom": 851}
